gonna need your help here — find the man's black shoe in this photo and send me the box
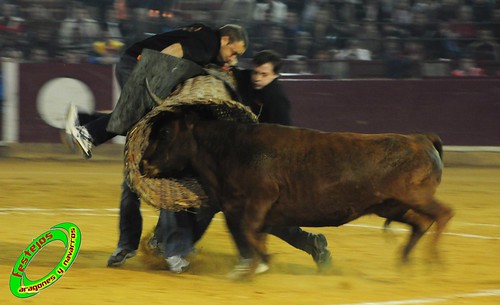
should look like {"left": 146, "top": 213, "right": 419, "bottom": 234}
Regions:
{"left": 311, "top": 234, "right": 332, "bottom": 269}
{"left": 107, "top": 248, "right": 137, "bottom": 267}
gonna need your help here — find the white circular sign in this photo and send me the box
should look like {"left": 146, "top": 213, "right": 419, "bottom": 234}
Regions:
{"left": 37, "top": 78, "right": 95, "bottom": 128}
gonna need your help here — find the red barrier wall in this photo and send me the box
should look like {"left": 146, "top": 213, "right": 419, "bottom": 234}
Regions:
{"left": 18, "top": 63, "right": 114, "bottom": 142}
{"left": 283, "top": 78, "right": 500, "bottom": 146}
{"left": 6, "top": 63, "right": 500, "bottom": 146}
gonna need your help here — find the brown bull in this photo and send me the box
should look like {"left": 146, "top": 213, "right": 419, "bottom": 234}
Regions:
{"left": 140, "top": 111, "right": 453, "bottom": 277}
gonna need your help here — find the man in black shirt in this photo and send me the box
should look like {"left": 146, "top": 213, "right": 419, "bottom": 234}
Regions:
{"left": 64, "top": 23, "right": 248, "bottom": 159}
{"left": 235, "top": 50, "right": 291, "bottom": 125}
{"left": 61, "top": 23, "right": 248, "bottom": 272}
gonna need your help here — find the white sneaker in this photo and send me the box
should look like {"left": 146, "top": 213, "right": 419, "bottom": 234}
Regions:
{"left": 255, "top": 262, "right": 269, "bottom": 274}
{"left": 165, "top": 256, "right": 189, "bottom": 273}
{"left": 226, "top": 259, "right": 269, "bottom": 279}
{"left": 65, "top": 104, "right": 93, "bottom": 159}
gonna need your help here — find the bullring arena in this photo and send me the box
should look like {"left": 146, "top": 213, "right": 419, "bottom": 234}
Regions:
{"left": 0, "top": 145, "right": 499, "bottom": 305}
{"left": 1, "top": 62, "right": 499, "bottom": 304}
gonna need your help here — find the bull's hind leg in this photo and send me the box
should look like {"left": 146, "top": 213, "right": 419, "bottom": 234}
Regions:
{"left": 426, "top": 199, "right": 454, "bottom": 250}
{"left": 398, "top": 196, "right": 453, "bottom": 261}
{"left": 398, "top": 209, "right": 434, "bottom": 260}
{"left": 375, "top": 202, "right": 434, "bottom": 261}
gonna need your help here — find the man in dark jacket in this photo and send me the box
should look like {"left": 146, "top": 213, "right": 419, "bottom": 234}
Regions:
{"left": 235, "top": 50, "right": 291, "bottom": 125}
{"left": 62, "top": 23, "right": 248, "bottom": 272}
{"left": 65, "top": 23, "right": 248, "bottom": 159}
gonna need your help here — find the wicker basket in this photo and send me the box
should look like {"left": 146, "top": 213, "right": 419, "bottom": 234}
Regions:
{"left": 125, "top": 73, "right": 257, "bottom": 211}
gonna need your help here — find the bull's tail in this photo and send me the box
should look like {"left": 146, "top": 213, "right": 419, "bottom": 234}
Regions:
{"left": 416, "top": 132, "right": 443, "bottom": 160}
{"left": 425, "top": 133, "right": 443, "bottom": 160}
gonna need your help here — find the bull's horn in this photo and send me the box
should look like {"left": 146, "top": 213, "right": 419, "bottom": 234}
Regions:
{"left": 145, "top": 78, "right": 164, "bottom": 106}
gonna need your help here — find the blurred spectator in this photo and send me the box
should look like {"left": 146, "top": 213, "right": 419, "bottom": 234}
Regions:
{"left": 0, "top": 2, "right": 25, "bottom": 57}
{"left": 219, "top": 0, "right": 256, "bottom": 27}
{"left": 376, "top": 0, "right": 394, "bottom": 26}
{"left": 301, "top": 0, "right": 325, "bottom": 31}
{"left": 335, "top": 1, "right": 365, "bottom": 23}
{"left": 450, "top": 58, "right": 486, "bottom": 77}
{"left": 333, "top": 39, "right": 372, "bottom": 61}
{"left": 59, "top": 4, "right": 102, "bottom": 55}
{"left": 285, "top": 54, "right": 311, "bottom": 74}
{"left": 253, "top": 0, "right": 288, "bottom": 25}
{"left": 404, "top": 39, "right": 426, "bottom": 62}
{"left": 426, "top": 22, "right": 462, "bottom": 60}
{"left": 362, "top": 0, "right": 378, "bottom": 22}
{"left": 75, "top": 0, "right": 115, "bottom": 31}
{"left": 251, "top": 7, "right": 275, "bottom": 54}
{"left": 29, "top": 47, "right": 50, "bottom": 63}
{"left": 286, "top": 0, "right": 305, "bottom": 13}
{"left": 0, "top": 2, "right": 24, "bottom": 33}
{"left": 23, "top": 4, "right": 59, "bottom": 60}
{"left": 0, "top": 0, "right": 498, "bottom": 77}
{"left": 470, "top": 0, "right": 494, "bottom": 24}
{"left": 281, "top": 10, "right": 302, "bottom": 56}
{"left": 485, "top": 8, "right": 500, "bottom": 45}
{"left": 412, "top": 0, "right": 440, "bottom": 17}
{"left": 293, "top": 30, "right": 314, "bottom": 58}
{"left": 435, "top": 0, "right": 460, "bottom": 22}
{"left": 466, "top": 29, "right": 500, "bottom": 61}
{"left": 91, "top": 33, "right": 124, "bottom": 64}
{"left": 267, "top": 26, "right": 288, "bottom": 57}
{"left": 392, "top": 0, "right": 414, "bottom": 32}
{"left": 450, "top": 5, "right": 478, "bottom": 49}
{"left": 382, "top": 37, "right": 413, "bottom": 78}
{"left": 145, "top": 0, "right": 177, "bottom": 19}
{"left": 104, "top": 6, "right": 125, "bottom": 41}
{"left": 309, "top": 7, "right": 338, "bottom": 52}
{"left": 61, "top": 50, "right": 88, "bottom": 64}
{"left": 356, "top": 21, "right": 383, "bottom": 59}
{"left": 407, "top": 11, "right": 437, "bottom": 52}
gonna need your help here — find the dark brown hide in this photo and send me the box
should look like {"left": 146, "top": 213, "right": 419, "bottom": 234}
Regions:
{"left": 140, "top": 112, "right": 453, "bottom": 275}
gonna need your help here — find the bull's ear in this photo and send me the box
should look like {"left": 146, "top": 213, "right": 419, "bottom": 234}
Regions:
{"left": 184, "top": 111, "right": 199, "bottom": 129}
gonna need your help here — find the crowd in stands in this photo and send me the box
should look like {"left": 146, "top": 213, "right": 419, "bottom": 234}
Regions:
{"left": 1, "top": 0, "right": 500, "bottom": 77}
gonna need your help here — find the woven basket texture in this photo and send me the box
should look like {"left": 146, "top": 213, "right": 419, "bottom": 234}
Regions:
{"left": 125, "top": 73, "right": 257, "bottom": 210}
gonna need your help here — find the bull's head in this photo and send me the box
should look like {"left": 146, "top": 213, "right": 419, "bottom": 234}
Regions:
{"left": 140, "top": 112, "right": 197, "bottom": 178}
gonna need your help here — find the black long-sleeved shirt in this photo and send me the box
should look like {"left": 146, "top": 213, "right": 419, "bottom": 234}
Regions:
{"left": 234, "top": 69, "right": 292, "bottom": 125}
{"left": 124, "top": 23, "right": 221, "bottom": 66}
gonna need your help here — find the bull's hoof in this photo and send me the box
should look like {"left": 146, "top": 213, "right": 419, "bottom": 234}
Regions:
{"left": 226, "top": 259, "right": 269, "bottom": 280}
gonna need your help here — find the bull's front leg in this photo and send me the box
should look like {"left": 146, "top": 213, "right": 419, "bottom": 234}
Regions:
{"left": 223, "top": 200, "right": 273, "bottom": 280}
{"left": 224, "top": 213, "right": 258, "bottom": 280}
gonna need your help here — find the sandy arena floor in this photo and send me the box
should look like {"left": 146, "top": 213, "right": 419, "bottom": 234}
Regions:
{"left": 0, "top": 158, "right": 499, "bottom": 305}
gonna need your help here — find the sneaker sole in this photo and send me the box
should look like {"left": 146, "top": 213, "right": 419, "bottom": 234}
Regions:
{"left": 65, "top": 104, "right": 92, "bottom": 159}
{"left": 167, "top": 260, "right": 190, "bottom": 273}
{"left": 59, "top": 130, "right": 76, "bottom": 152}
{"left": 107, "top": 251, "right": 136, "bottom": 267}
{"left": 72, "top": 130, "right": 92, "bottom": 159}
